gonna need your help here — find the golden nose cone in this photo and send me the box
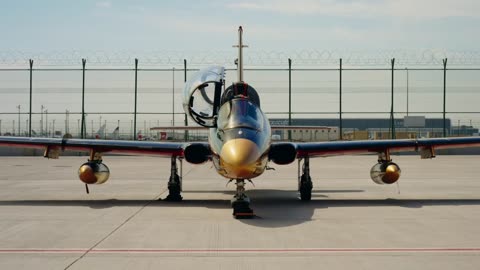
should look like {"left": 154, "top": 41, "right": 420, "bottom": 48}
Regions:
{"left": 221, "top": 138, "right": 259, "bottom": 166}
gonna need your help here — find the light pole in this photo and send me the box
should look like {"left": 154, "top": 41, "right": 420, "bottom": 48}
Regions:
{"left": 17, "top": 105, "right": 21, "bottom": 136}
{"left": 40, "top": 105, "right": 44, "bottom": 135}
{"left": 65, "top": 110, "right": 70, "bottom": 134}
{"left": 45, "top": 109, "right": 48, "bottom": 136}
{"left": 458, "top": 120, "right": 461, "bottom": 136}
{"left": 405, "top": 68, "right": 409, "bottom": 116}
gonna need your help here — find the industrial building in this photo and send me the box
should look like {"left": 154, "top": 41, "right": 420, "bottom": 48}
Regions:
{"left": 270, "top": 117, "right": 479, "bottom": 141}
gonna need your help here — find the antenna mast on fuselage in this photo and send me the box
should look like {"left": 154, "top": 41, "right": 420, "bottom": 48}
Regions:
{"left": 233, "top": 26, "right": 248, "bottom": 82}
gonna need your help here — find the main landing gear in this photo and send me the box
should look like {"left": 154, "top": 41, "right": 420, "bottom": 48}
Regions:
{"left": 165, "top": 156, "right": 183, "bottom": 201}
{"left": 298, "top": 157, "right": 313, "bottom": 201}
{"left": 231, "top": 179, "right": 255, "bottom": 219}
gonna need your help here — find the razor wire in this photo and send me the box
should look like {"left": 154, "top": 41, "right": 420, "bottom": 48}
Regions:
{"left": 1, "top": 49, "right": 480, "bottom": 67}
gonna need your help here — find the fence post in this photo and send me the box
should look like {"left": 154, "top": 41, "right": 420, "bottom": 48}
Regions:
{"left": 28, "top": 59, "right": 33, "bottom": 137}
{"left": 184, "top": 59, "right": 188, "bottom": 141}
{"left": 443, "top": 58, "right": 448, "bottom": 137}
{"left": 172, "top": 67, "right": 175, "bottom": 126}
{"left": 288, "top": 58, "right": 292, "bottom": 141}
{"left": 390, "top": 58, "right": 395, "bottom": 139}
{"left": 133, "top": 58, "right": 138, "bottom": 140}
{"left": 81, "top": 59, "right": 86, "bottom": 139}
{"left": 339, "top": 58, "right": 343, "bottom": 140}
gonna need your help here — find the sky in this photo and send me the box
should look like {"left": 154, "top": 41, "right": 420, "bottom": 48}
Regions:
{"left": 1, "top": 0, "right": 480, "bottom": 52}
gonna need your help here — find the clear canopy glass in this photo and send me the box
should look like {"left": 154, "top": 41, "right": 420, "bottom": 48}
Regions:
{"left": 217, "top": 99, "right": 264, "bottom": 131}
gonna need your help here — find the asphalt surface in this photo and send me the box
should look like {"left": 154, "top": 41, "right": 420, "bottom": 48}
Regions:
{"left": 0, "top": 155, "right": 479, "bottom": 269}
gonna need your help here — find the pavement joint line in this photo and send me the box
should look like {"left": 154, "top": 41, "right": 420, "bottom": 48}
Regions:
{"left": 2, "top": 248, "right": 480, "bottom": 254}
{"left": 183, "top": 166, "right": 195, "bottom": 177}
{"left": 62, "top": 188, "right": 167, "bottom": 270}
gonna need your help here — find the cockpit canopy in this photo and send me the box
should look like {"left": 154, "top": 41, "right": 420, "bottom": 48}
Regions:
{"left": 183, "top": 66, "right": 225, "bottom": 127}
{"left": 221, "top": 82, "right": 260, "bottom": 107}
{"left": 217, "top": 98, "right": 266, "bottom": 131}
{"left": 183, "top": 66, "right": 264, "bottom": 129}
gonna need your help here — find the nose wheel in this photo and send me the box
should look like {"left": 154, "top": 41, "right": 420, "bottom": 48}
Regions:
{"left": 231, "top": 179, "right": 254, "bottom": 218}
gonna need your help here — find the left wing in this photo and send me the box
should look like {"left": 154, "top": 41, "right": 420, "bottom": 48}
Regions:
{"left": 269, "top": 136, "right": 480, "bottom": 165}
{"left": 269, "top": 136, "right": 480, "bottom": 187}
{"left": 293, "top": 137, "right": 480, "bottom": 158}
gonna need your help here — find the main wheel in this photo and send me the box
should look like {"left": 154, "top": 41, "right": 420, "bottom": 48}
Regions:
{"left": 299, "top": 174, "right": 312, "bottom": 201}
{"left": 165, "top": 174, "right": 183, "bottom": 201}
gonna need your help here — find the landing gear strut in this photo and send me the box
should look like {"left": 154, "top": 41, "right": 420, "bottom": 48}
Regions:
{"left": 165, "top": 156, "right": 183, "bottom": 201}
{"left": 298, "top": 157, "right": 312, "bottom": 201}
{"left": 231, "top": 179, "right": 254, "bottom": 218}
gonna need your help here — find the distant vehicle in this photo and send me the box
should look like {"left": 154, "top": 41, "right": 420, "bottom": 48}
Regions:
{"left": 271, "top": 134, "right": 281, "bottom": 141}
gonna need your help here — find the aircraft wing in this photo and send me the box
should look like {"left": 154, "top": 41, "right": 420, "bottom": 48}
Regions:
{"left": 0, "top": 136, "right": 198, "bottom": 157}
{"left": 292, "top": 137, "right": 480, "bottom": 158}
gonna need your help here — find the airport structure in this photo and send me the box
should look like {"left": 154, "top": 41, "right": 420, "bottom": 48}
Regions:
{"left": 271, "top": 117, "right": 479, "bottom": 141}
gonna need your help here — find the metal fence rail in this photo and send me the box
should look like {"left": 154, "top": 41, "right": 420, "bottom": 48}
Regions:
{"left": 1, "top": 57, "right": 480, "bottom": 141}
{"left": 2, "top": 50, "right": 480, "bottom": 67}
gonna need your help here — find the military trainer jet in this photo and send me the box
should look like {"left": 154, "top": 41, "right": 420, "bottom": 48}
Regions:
{"left": 2, "top": 26, "right": 480, "bottom": 218}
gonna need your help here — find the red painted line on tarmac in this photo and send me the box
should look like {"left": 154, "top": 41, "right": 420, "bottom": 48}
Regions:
{"left": 1, "top": 248, "right": 480, "bottom": 254}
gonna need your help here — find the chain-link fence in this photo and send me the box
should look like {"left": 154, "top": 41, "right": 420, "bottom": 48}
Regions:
{"left": 1, "top": 55, "right": 480, "bottom": 141}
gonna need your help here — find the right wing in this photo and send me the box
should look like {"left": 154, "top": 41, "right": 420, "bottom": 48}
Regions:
{"left": 0, "top": 136, "right": 199, "bottom": 157}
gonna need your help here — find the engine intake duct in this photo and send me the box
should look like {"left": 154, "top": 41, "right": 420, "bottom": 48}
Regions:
{"left": 184, "top": 144, "right": 211, "bottom": 164}
{"left": 370, "top": 161, "right": 401, "bottom": 184}
{"left": 78, "top": 162, "right": 110, "bottom": 184}
{"left": 268, "top": 143, "right": 297, "bottom": 165}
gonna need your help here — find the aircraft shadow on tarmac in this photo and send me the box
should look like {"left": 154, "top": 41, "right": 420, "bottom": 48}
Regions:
{"left": 1, "top": 189, "right": 480, "bottom": 227}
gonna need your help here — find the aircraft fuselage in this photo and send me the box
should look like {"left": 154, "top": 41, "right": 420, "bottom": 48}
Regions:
{"left": 209, "top": 97, "right": 271, "bottom": 179}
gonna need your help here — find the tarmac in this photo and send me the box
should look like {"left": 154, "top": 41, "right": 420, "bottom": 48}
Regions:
{"left": 0, "top": 154, "right": 479, "bottom": 270}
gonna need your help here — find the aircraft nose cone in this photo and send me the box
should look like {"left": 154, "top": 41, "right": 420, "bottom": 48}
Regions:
{"left": 221, "top": 138, "right": 259, "bottom": 167}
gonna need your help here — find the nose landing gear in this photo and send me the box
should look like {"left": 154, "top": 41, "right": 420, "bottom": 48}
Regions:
{"left": 231, "top": 179, "right": 254, "bottom": 219}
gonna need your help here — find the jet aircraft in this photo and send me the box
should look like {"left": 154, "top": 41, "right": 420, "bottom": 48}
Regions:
{"left": 2, "top": 27, "right": 480, "bottom": 218}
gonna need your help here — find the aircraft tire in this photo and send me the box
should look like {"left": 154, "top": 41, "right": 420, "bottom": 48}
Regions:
{"left": 299, "top": 174, "right": 312, "bottom": 201}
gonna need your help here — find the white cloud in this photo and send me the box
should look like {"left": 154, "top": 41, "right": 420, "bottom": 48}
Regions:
{"left": 226, "top": 0, "right": 480, "bottom": 19}
{"left": 96, "top": 1, "right": 112, "bottom": 8}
